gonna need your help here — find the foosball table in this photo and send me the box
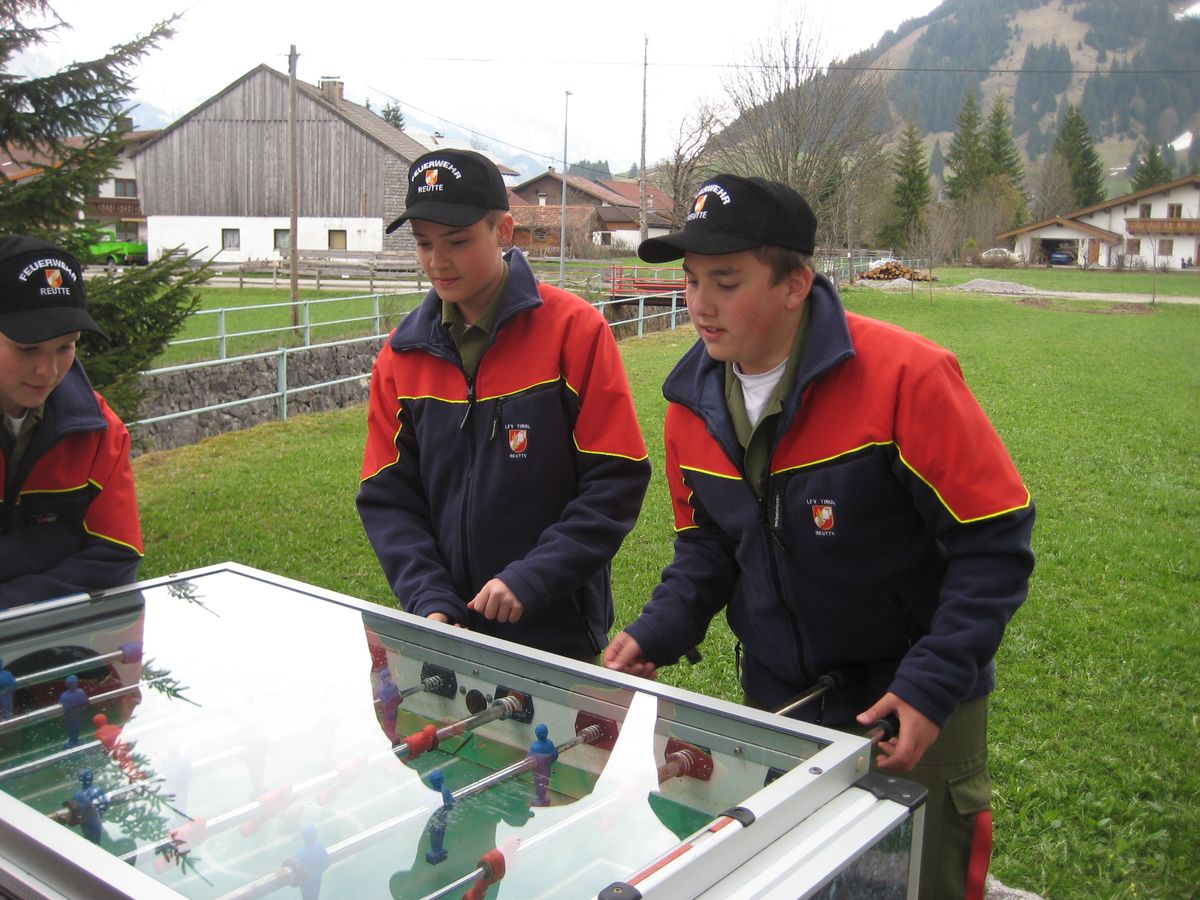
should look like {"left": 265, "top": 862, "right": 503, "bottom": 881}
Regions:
{"left": 0, "top": 563, "right": 925, "bottom": 899}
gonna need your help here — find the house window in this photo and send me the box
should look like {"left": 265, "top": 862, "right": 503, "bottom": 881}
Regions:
{"left": 222, "top": 228, "right": 241, "bottom": 250}
{"left": 114, "top": 178, "right": 138, "bottom": 198}
{"left": 533, "top": 227, "right": 547, "bottom": 242}
{"left": 536, "top": 192, "right": 548, "bottom": 207}
{"left": 1138, "top": 203, "right": 1152, "bottom": 218}
{"left": 1167, "top": 204, "right": 1182, "bottom": 219}
{"left": 114, "top": 222, "right": 139, "bottom": 242}
{"left": 600, "top": 232, "right": 612, "bottom": 246}
{"left": 1125, "top": 239, "right": 1141, "bottom": 255}
{"left": 328, "top": 229, "right": 347, "bottom": 250}
{"left": 274, "top": 229, "right": 291, "bottom": 251}
{"left": 1157, "top": 239, "right": 1173, "bottom": 256}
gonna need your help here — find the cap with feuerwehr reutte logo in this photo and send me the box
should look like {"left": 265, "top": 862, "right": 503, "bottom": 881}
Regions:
{"left": 385, "top": 149, "right": 510, "bottom": 234}
{"left": 0, "top": 236, "right": 107, "bottom": 344}
{"left": 638, "top": 174, "right": 817, "bottom": 263}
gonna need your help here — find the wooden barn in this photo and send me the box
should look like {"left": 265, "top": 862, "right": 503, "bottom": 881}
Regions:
{"left": 132, "top": 65, "right": 429, "bottom": 264}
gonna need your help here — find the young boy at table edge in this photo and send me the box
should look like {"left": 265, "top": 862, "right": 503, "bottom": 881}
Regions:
{"left": 357, "top": 150, "right": 650, "bottom": 661}
{"left": 603, "top": 175, "right": 1035, "bottom": 900}
{"left": 0, "top": 236, "right": 143, "bottom": 610}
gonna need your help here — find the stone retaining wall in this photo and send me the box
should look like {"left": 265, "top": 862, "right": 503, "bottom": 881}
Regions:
{"left": 134, "top": 337, "right": 385, "bottom": 453}
{"left": 132, "top": 302, "right": 691, "bottom": 455}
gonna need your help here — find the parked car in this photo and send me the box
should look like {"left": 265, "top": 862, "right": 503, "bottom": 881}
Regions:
{"left": 86, "top": 229, "right": 148, "bottom": 266}
{"left": 981, "top": 247, "right": 1019, "bottom": 262}
{"left": 1048, "top": 249, "right": 1075, "bottom": 265}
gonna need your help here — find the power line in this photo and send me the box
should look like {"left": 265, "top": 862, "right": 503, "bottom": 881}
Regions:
{"left": 413, "top": 56, "right": 1200, "bottom": 77}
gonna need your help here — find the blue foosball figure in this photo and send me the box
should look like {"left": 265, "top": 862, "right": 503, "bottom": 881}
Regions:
{"left": 529, "top": 723, "right": 559, "bottom": 807}
{"left": 286, "top": 824, "right": 330, "bottom": 900}
{"left": 58, "top": 675, "right": 89, "bottom": 748}
{"left": 0, "top": 657, "right": 15, "bottom": 720}
{"left": 73, "top": 769, "right": 109, "bottom": 844}
{"left": 375, "top": 668, "right": 402, "bottom": 743}
{"left": 424, "top": 769, "right": 455, "bottom": 865}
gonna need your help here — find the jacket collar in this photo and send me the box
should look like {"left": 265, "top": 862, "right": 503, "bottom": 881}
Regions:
{"left": 390, "top": 248, "right": 543, "bottom": 354}
{"left": 663, "top": 273, "right": 855, "bottom": 453}
{"left": 28, "top": 362, "right": 106, "bottom": 454}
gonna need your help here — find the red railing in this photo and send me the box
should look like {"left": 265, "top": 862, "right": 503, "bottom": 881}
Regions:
{"left": 609, "top": 265, "right": 686, "bottom": 296}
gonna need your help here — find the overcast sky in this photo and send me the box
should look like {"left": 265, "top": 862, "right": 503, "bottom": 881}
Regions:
{"left": 18, "top": 0, "right": 943, "bottom": 172}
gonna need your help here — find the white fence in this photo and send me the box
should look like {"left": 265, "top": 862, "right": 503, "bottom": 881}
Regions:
{"left": 131, "top": 291, "right": 687, "bottom": 435}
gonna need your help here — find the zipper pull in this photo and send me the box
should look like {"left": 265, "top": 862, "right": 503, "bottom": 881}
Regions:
{"left": 489, "top": 398, "right": 506, "bottom": 441}
{"left": 460, "top": 380, "right": 475, "bottom": 430}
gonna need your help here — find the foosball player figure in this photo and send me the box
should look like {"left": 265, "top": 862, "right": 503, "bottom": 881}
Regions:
{"left": 375, "top": 668, "right": 401, "bottom": 743}
{"left": 285, "top": 824, "right": 330, "bottom": 900}
{"left": 58, "top": 674, "right": 89, "bottom": 747}
{"left": 424, "top": 769, "right": 455, "bottom": 865}
{"left": 72, "top": 768, "right": 109, "bottom": 844}
{"left": 529, "top": 723, "right": 558, "bottom": 807}
{"left": 0, "top": 656, "right": 14, "bottom": 719}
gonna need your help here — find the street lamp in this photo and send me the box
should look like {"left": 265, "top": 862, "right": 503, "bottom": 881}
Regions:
{"left": 560, "top": 90, "right": 572, "bottom": 287}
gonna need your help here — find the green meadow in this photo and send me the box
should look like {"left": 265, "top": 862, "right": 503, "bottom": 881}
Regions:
{"left": 133, "top": 286, "right": 1199, "bottom": 899}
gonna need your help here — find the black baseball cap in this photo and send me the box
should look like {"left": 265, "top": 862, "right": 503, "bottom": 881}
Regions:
{"left": 638, "top": 174, "right": 817, "bottom": 263}
{"left": 0, "top": 236, "right": 107, "bottom": 343}
{"left": 385, "top": 149, "right": 510, "bottom": 234}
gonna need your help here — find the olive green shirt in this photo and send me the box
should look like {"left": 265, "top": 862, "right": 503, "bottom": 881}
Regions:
{"left": 2, "top": 405, "right": 44, "bottom": 498}
{"left": 440, "top": 265, "right": 509, "bottom": 380}
{"left": 724, "top": 310, "right": 809, "bottom": 498}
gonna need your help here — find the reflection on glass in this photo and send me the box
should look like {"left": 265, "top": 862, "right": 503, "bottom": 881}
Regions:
{"left": 0, "top": 569, "right": 910, "bottom": 900}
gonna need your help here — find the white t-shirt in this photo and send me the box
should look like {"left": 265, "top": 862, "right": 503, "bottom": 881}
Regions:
{"left": 4, "top": 412, "right": 27, "bottom": 440}
{"left": 733, "top": 359, "right": 787, "bottom": 428}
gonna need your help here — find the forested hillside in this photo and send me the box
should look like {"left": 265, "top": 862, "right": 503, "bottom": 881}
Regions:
{"left": 868, "top": 0, "right": 1200, "bottom": 172}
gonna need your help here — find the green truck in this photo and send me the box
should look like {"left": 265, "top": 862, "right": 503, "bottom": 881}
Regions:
{"left": 86, "top": 229, "right": 148, "bottom": 266}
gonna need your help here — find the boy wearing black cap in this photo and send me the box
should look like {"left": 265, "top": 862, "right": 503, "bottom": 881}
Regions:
{"left": 357, "top": 150, "right": 650, "bottom": 660}
{"left": 604, "top": 175, "right": 1035, "bottom": 899}
{"left": 0, "top": 236, "right": 143, "bottom": 609}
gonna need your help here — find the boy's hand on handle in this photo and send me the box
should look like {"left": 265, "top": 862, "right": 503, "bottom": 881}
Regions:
{"left": 426, "top": 612, "right": 464, "bottom": 628}
{"left": 603, "top": 632, "right": 658, "bottom": 680}
{"left": 857, "top": 691, "right": 940, "bottom": 772}
{"left": 468, "top": 579, "right": 525, "bottom": 623}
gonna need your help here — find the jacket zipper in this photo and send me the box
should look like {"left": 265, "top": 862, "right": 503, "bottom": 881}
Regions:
{"left": 459, "top": 377, "right": 477, "bottom": 584}
{"left": 489, "top": 398, "right": 506, "bottom": 441}
{"left": 763, "top": 481, "right": 815, "bottom": 691}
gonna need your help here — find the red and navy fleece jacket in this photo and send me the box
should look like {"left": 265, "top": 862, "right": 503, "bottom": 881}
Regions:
{"left": 1, "top": 362, "right": 143, "bottom": 610}
{"left": 624, "top": 275, "right": 1035, "bottom": 728}
{"left": 357, "top": 249, "right": 650, "bottom": 660}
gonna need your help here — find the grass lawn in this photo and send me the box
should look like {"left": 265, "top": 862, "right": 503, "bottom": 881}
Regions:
{"left": 133, "top": 288, "right": 1198, "bottom": 898}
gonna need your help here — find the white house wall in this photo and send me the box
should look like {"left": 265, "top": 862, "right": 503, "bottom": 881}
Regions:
{"left": 1076, "top": 183, "right": 1200, "bottom": 268}
{"left": 147, "top": 215, "right": 383, "bottom": 264}
{"left": 1006, "top": 179, "right": 1200, "bottom": 270}
{"left": 593, "top": 226, "right": 671, "bottom": 251}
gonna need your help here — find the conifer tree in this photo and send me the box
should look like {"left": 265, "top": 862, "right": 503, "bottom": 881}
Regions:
{"left": 983, "top": 93, "right": 1028, "bottom": 224}
{"left": 381, "top": 101, "right": 405, "bottom": 131}
{"left": 929, "top": 139, "right": 945, "bottom": 181}
{"left": 1130, "top": 143, "right": 1175, "bottom": 191}
{"left": 984, "top": 94, "right": 1026, "bottom": 190}
{"left": 1052, "top": 105, "right": 1106, "bottom": 208}
{"left": 1, "top": 1, "right": 210, "bottom": 420}
{"left": 881, "top": 122, "right": 931, "bottom": 249}
{"left": 944, "top": 89, "right": 988, "bottom": 201}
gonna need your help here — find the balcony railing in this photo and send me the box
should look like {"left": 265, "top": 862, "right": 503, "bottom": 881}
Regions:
{"left": 1125, "top": 217, "right": 1200, "bottom": 235}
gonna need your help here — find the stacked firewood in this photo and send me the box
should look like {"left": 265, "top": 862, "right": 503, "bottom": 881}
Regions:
{"left": 859, "top": 262, "right": 935, "bottom": 282}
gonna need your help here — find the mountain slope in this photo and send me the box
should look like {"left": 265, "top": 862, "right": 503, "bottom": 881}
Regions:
{"left": 861, "top": 0, "right": 1200, "bottom": 185}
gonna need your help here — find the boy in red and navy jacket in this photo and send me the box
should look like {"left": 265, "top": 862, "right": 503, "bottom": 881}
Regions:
{"left": 0, "top": 237, "right": 143, "bottom": 609}
{"left": 357, "top": 150, "right": 650, "bottom": 660}
{"left": 604, "top": 176, "right": 1035, "bottom": 900}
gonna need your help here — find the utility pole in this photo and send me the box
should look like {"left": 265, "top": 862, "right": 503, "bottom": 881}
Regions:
{"left": 639, "top": 36, "right": 648, "bottom": 245}
{"left": 559, "top": 90, "right": 571, "bottom": 287}
{"left": 288, "top": 45, "right": 300, "bottom": 325}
